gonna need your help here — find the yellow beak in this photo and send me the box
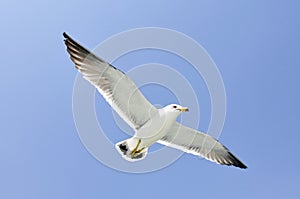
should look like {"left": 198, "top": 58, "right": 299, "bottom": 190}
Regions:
{"left": 178, "top": 107, "right": 189, "bottom": 112}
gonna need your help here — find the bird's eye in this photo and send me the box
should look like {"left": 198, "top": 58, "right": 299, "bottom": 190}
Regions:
{"left": 172, "top": 105, "right": 177, "bottom": 109}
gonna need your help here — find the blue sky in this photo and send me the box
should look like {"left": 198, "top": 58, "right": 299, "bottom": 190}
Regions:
{"left": 1, "top": 0, "right": 300, "bottom": 198}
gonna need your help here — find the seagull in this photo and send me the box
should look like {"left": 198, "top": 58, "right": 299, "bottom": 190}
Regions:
{"left": 63, "top": 32, "right": 247, "bottom": 169}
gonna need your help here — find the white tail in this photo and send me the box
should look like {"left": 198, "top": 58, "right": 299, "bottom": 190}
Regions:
{"left": 115, "top": 139, "right": 148, "bottom": 162}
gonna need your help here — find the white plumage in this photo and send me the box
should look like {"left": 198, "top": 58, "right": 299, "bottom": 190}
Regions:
{"left": 63, "top": 32, "right": 247, "bottom": 169}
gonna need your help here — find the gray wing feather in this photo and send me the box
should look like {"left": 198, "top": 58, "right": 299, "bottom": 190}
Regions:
{"left": 158, "top": 122, "right": 247, "bottom": 169}
{"left": 63, "top": 33, "right": 157, "bottom": 130}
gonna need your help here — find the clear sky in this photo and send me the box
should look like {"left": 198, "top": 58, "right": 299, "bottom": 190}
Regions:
{"left": 1, "top": 0, "right": 300, "bottom": 198}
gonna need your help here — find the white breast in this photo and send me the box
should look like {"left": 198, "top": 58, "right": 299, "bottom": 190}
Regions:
{"left": 134, "top": 109, "right": 176, "bottom": 147}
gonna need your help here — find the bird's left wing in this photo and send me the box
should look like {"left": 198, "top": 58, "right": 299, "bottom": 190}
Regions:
{"left": 63, "top": 33, "right": 158, "bottom": 130}
{"left": 157, "top": 122, "right": 247, "bottom": 169}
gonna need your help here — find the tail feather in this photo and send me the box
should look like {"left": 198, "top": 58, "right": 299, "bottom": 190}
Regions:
{"left": 115, "top": 139, "right": 148, "bottom": 162}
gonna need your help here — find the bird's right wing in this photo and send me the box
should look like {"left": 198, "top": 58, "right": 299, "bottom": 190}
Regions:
{"left": 157, "top": 122, "right": 247, "bottom": 169}
{"left": 63, "top": 33, "right": 158, "bottom": 130}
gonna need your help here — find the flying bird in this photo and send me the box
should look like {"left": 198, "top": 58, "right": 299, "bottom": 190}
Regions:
{"left": 63, "top": 32, "right": 247, "bottom": 169}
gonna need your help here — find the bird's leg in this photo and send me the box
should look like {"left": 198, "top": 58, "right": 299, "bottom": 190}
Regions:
{"left": 135, "top": 147, "right": 145, "bottom": 154}
{"left": 131, "top": 139, "right": 144, "bottom": 155}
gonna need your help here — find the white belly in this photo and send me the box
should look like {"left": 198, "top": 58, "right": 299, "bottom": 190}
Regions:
{"left": 133, "top": 110, "right": 175, "bottom": 148}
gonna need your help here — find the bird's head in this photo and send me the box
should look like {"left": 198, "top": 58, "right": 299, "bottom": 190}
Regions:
{"left": 163, "top": 104, "right": 189, "bottom": 118}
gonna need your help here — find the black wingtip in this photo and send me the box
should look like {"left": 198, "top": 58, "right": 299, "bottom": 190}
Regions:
{"left": 236, "top": 162, "right": 247, "bottom": 169}
{"left": 228, "top": 151, "right": 247, "bottom": 169}
{"left": 239, "top": 160, "right": 248, "bottom": 169}
{"left": 63, "top": 32, "right": 76, "bottom": 44}
{"left": 63, "top": 32, "right": 69, "bottom": 39}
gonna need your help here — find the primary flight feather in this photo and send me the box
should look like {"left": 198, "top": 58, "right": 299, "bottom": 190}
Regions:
{"left": 63, "top": 32, "right": 247, "bottom": 169}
